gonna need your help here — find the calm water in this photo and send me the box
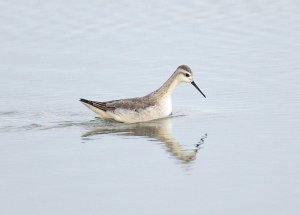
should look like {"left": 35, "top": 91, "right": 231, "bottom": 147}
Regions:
{"left": 1, "top": 1, "right": 300, "bottom": 214}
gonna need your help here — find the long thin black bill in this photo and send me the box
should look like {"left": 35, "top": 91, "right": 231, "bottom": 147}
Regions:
{"left": 191, "top": 81, "right": 206, "bottom": 98}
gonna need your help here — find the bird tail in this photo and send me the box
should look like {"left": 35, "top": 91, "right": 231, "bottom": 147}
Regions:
{"left": 79, "top": 98, "right": 111, "bottom": 119}
{"left": 80, "top": 98, "right": 93, "bottom": 105}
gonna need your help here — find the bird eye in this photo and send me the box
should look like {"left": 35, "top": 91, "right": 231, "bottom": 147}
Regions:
{"left": 185, "top": 73, "right": 190, "bottom": 77}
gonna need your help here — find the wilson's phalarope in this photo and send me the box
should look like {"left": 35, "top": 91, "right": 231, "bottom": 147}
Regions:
{"left": 80, "top": 65, "right": 206, "bottom": 123}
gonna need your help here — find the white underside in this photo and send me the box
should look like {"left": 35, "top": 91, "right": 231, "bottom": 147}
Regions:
{"left": 81, "top": 97, "right": 172, "bottom": 123}
{"left": 81, "top": 103, "right": 111, "bottom": 119}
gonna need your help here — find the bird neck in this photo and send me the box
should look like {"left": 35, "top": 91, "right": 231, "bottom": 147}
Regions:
{"left": 154, "top": 74, "right": 180, "bottom": 99}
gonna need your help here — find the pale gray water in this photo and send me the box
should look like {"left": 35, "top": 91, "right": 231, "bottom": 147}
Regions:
{"left": 0, "top": 0, "right": 300, "bottom": 214}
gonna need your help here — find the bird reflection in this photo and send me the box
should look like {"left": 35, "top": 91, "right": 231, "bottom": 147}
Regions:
{"left": 82, "top": 117, "right": 207, "bottom": 163}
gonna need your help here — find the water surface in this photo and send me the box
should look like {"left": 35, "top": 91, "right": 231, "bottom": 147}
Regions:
{"left": 0, "top": 1, "right": 300, "bottom": 214}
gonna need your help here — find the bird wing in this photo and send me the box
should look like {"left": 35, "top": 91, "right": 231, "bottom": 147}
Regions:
{"left": 80, "top": 96, "right": 155, "bottom": 112}
{"left": 106, "top": 97, "right": 154, "bottom": 111}
{"left": 80, "top": 98, "right": 115, "bottom": 111}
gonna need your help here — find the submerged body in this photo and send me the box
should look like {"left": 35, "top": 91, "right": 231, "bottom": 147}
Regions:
{"left": 80, "top": 65, "right": 205, "bottom": 123}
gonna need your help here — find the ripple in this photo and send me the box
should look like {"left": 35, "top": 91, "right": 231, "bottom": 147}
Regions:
{"left": 0, "top": 111, "right": 19, "bottom": 116}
